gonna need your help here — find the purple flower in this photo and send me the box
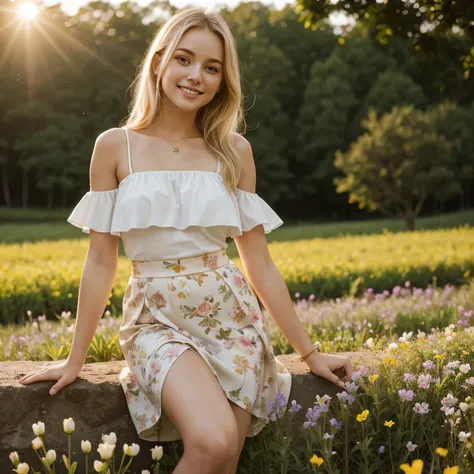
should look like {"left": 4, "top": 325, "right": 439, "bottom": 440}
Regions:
{"left": 330, "top": 417, "right": 343, "bottom": 429}
{"left": 303, "top": 406, "right": 322, "bottom": 429}
{"left": 379, "top": 445, "right": 385, "bottom": 453}
{"left": 422, "top": 360, "right": 435, "bottom": 371}
{"left": 403, "top": 373, "right": 416, "bottom": 383}
{"left": 288, "top": 400, "right": 302, "bottom": 413}
{"left": 336, "top": 391, "right": 355, "bottom": 406}
{"left": 398, "top": 389, "right": 414, "bottom": 402}
{"left": 266, "top": 393, "right": 287, "bottom": 422}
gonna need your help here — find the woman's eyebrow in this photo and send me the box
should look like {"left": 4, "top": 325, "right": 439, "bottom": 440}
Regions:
{"left": 175, "top": 47, "right": 223, "bottom": 65}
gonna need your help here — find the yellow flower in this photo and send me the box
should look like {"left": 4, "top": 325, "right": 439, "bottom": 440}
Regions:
{"left": 382, "top": 356, "right": 397, "bottom": 365}
{"left": 436, "top": 447, "right": 448, "bottom": 457}
{"left": 443, "top": 467, "right": 459, "bottom": 474}
{"left": 356, "top": 410, "right": 369, "bottom": 422}
{"left": 400, "top": 343, "right": 408, "bottom": 349}
{"left": 384, "top": 420, "right": 395, "bottom": 428}
{"left": 369, "top": 374, "right": 379, "bottom": 383}
{"left": 309, "top": 454, "right": 324, "bottom": 467}
{"left": 434, "top": 354, "right": 444, "bottom": 360}
{"left": 400, "top": 459, "right": 424, "bottom": 474}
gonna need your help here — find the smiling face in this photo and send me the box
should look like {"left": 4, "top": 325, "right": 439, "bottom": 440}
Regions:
{"left": 156, "top": 26, "right": 224, "bottom": 112}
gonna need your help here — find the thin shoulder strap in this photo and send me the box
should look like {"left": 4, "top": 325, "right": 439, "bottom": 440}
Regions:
{"left": 215, "top": 158, "right": 221, "bottom": 174}
{"left": 124, "top": 128, "right": 133, "bottom": 174}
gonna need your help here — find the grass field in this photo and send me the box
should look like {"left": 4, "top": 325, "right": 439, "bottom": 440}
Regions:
{"left": 1, "top": 208, "right": 472, "bottom": 245}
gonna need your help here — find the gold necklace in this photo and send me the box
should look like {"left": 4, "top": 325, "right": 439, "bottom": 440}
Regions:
{"left": 151, "top": 128, "right": 199, "bottom": 153}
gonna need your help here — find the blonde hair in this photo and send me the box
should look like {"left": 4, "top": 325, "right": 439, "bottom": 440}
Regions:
{"left": 122, "top": 8, "right": 245, "bottom": 190}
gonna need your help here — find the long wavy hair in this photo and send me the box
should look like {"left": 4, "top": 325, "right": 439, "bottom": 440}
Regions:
{"left": 122, "top": 8, "right": 245, "bottom": 190}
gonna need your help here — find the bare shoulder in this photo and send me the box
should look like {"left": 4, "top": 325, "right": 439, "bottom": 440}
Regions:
{"left": 230, "top": 132, "right": 256, "bottom": 192}
{"left": 89, "top": 127, "right": 126, "bottom": 191}
{"left": 95, "top": 127, "right": 126, "bottom": 151}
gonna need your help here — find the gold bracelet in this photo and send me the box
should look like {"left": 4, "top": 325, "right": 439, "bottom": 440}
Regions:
{"left": 298, "top": 342, "right": 321, "bottom": 362}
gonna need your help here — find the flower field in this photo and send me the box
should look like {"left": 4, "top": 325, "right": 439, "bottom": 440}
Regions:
{"left": 0, "top": 226, "right": 472, "bottom": 325}
{"left": 4, "top": 281, "right": 474, "bottom": 473}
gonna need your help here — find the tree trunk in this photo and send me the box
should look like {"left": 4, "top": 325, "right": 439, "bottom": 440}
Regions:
{"left": 22, "top": 169, "right": 28, "bottom": 209}
{"left": 405, "top": 215, "right": 416, "bottom": 231}
{"left": 1, "top": 164, "right": 11, "bottom": 208}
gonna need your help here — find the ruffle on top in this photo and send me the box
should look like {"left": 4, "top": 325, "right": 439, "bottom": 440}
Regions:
{"left": 66, "top": 171, "right": 283, "bottom": 238}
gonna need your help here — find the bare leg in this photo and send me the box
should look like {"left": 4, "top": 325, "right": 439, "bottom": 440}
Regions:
{"left": 160, "top": 347, "right": 240, "bottom": 474}
{"left": 226, "top": 401, "right": 253, "bottom": 474}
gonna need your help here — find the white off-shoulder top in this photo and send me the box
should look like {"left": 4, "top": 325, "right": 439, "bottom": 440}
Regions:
{"left": 67, "top": 129, "right": 283, "bottom": 260}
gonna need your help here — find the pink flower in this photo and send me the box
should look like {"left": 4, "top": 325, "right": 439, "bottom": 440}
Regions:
{"left": 249, "top": 308, "right": 260, "bottom": 323}
{"left": 207, "top": 256, "right": 218, "bottom": 269}
{"left": 197, "top": 301, "right": 212, "bottom": 316}
{"left": 232, "top": 275, "right": 244, "bottom": 288}
{"left": 149, "top": 290, "right": 167, "bottom": 309}
{"left": 240, "top": 336, "right": 252, "bottom": 347}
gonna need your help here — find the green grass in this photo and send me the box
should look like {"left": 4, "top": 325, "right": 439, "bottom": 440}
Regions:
{"left": 0, "top": 208, "right": 472, "bottom": 245}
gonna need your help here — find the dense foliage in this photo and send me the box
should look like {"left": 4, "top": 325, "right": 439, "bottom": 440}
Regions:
{"left": 1, "top": 0, "right": 473, "bottom": 225}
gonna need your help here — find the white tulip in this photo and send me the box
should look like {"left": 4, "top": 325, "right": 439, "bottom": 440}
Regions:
{"left": 32, "top": 421, "right": 45, "bottom": 436}
{"left": 81, "top": 440, "right": 92, "bottom": 453}
{"left": 142, "top": 471, "right": 151, "bottom": 474}
{"left": 102, "top": 432, "right": 117, "bottom": 445}
{"left": 459, "top": 431, "right": 471, "bottom": 443}
{"left": 123, "top": 443, "right": 140, "bottom": 456}
{"left": 15, "top": 463, "right": 30, "bottom": 474}
{"left": 459, "top": 402, "right": 469, "bottom": 412}
{"left": 9, "top": 451, "right": 20, "bottom": 465}
{"left": 97, "top": 442, "right": 115, "bottom": 460}
{"left": 46, "top": 450, "right": 56, "bottom": 464}
{"left": 93, "top": 460, "right": 104, "bottom": 473}
{"left": 31, "top": 437, "right": 43, "bottom": 450}
{"left": 63, "top": 418, "right": 75, "bottom": 434}
{"left": 151, "top": 445, "right": 163, "bottom": 461}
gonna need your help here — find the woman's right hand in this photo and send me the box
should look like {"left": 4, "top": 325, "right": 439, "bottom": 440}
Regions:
{"left": 18, "top": 358, "right": 83, "bottom": 396}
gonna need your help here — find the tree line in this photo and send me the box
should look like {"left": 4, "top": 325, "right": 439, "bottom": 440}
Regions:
{"left": 1, "top": 0, "right": 473, "bottom": 225}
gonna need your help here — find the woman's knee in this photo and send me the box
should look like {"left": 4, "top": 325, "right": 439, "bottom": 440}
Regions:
{"left": 184, "top": 421, "right": 240, "bottom": 466}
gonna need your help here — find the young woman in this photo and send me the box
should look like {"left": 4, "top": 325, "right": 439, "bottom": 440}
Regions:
{"left": 19, "top": 8, "right": 353, "bottom": 474}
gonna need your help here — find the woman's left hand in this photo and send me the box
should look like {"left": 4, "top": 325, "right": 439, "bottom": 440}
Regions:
{"left": 304, "top": 351, "right": 353, "bottom": 390}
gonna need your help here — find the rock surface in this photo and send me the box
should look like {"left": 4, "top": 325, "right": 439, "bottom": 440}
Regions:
{"left": 1, "top": 351, "right": 380, "bottom": 472}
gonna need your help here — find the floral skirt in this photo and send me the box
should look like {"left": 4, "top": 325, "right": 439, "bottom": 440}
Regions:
{"left": 118, "top": 248, "right": 292, "bottom": 442}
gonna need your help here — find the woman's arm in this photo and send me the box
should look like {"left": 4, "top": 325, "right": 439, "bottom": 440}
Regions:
{"left": 19, "top": 129, "right": 122, "bottom": 395}
{"left": 232, "top": 134, "right": 353, "bottom": 389}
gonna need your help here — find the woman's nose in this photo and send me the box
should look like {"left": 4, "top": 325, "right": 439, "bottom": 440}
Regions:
{"left": 187, "top": 64, "right": 202, "bottom": 82}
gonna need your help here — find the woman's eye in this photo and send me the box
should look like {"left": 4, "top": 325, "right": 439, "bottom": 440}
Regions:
{"left": 176, "top": 56, "right": 189, "bottom": 64}
{"left": 207, "top": 66, "right": 219, "bottom": 73}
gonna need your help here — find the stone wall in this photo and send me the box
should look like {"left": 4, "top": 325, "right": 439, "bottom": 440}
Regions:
{"left": 0, "top": 352, "right": 378, "bottom": 472}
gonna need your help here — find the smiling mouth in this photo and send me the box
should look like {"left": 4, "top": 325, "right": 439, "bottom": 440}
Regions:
{"left": 178, "top": 86, "right": 203, "bottom": 95}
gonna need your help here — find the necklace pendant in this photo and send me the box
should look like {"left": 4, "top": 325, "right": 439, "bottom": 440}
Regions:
{"left": 173, "top": 147, "right": 179, "bottom": 153}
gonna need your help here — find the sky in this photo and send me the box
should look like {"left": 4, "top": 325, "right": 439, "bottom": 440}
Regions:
{"left": 40, "top": 0, "right": 352, "bottom": 31}
{"left": 42, "top": 0, "right": 297, "bottom": 16}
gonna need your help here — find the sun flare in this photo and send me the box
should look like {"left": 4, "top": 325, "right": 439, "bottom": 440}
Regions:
{"left": 17, "top": 2, "right": 39, "bottom": 21}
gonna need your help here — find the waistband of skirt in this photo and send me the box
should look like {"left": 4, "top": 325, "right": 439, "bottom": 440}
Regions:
{"left": 130, "top": 248, "right": 230, "bottom": 278}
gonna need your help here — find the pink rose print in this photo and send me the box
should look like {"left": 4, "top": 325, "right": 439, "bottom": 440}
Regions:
{"left": 150, "top": 360, "right": 161, "bottom": 374}
{"left": 197, "top": 301, "right": 212, "bottom": 316}
{"left": 163, "top": 344, "right": 185, "bottom": 359}
{"left": 240, "top": 336, "right": 253, "bottom": 348}
{"left": 249, "top": 307, "right": 260, "bottom": 323}
{"left": 148, "top": 289, "right": 167, "bottom": 309}
{"left": 232, "top": 275, "right": 244, "bottom": 289}
{"left": 207, "top": 256, "right": 218, "bottom": 270}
